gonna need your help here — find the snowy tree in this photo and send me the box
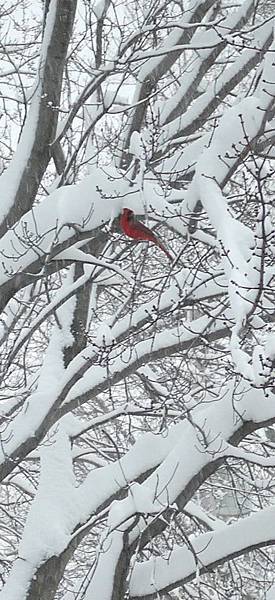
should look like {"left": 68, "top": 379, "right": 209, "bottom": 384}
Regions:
{"left": 0, "top": 1, "right": 274, "bottom": 599}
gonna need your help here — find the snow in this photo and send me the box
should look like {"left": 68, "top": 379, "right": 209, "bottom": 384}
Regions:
{"left": 0, "top": 424, "right": 81, "bottom": 600}
{"left": 159, "top": 130, "right": 211, "bottom": 186}
{"left": 129, "top": 505, "right": 275, "bottom": 597}
{"left": 195, "top": 97, "right": 263, "bottom": 185}
{"left": 173, "top": 91, "right": 271, "bottom": 343}
{"left": 134, "top": 0, "right": 254, "bottom": 79}
{"left": 101, "top": 386, "right": 271, "bottom": 555}
{"left": 129, "top": 131, "right": 143, "bottom": 159}
{"left": 4, "top": 473, "right": 35, "bottom": 497}
{"left": 138, "top": 365, "right": 169, "bottom": 399}
{"left": 151, "top": 13, "right": 275, "bottom": 376}
{"left": 0, "top": 165, "right": 183, "bottom": 294}
{"left": 77, "top": 417, "right": 190, "bottom": 521}
{"left": 266, "top": 583, "right": 275, "bottom": 600}
{"left": 0, "top": 270, "right": 76, "bottom": 464}
{"left": 252, "top": 345, "right": 269, "bottom": 387}
{"left": 54, "top": 246, "right": 133, "bottom": 283}
{"left": 266, "top": 331, "right": 275, "bottom": 359}
{"left": 239, "top": 386, "right": 275, "bottom": 424}
{"left": 78, "top": 386, "right": 243, "bottom": 554}
{"left": 160, "top": 3, "right": 270, "bottom": 134}
{"left": 9, "top": 268, "right": 92, "bottom": 361}
{"left": 1, "top": 3, "right": 274, "bottom": 599}
{"left": 225, "top": 444, "right": 275, "bottom": 468}
{"left": 64, "top": 309, "right": 223, "bottom": 408}
{"left": 230, "top": 346, "right": 254, "bottom": 382}
{"left": 133, "top": 0, "right": 203, "bottom": 85}
{"left": 82, "top": 378, "right": 256, "bottom": 600}
{"left": 108, "top": 267, "right": 225, "bottom": 340}
{"left": 0, "top": 341, "right": 64, "bottom": 460}
{"left": 20, "top": 426, "right": 80, "bottom": 562}
{"left": 1, "top": 375, "right": 274, "bottom": 599}
{"left": 84, "top": 529, "right": 126, "bottom": 600}
{"left": 185, "top": 501, "right": 225, "bottom": 531}
{"left": 0, "top": 560, "right": 36, "bottom": 600}
{"left": 108, "top": 482, "right": 158, "bottom": 530}
{"left": 93, "top": 0, "right": 106, "bottom": 20}
{"left": 0, "top": 412, "right": 191, "bottom": 600}
{"left": 0, "top": 0, "right": 58, "bottom": 225}
{"left": 94, "top": 321, "right": 115, "bottom": 346}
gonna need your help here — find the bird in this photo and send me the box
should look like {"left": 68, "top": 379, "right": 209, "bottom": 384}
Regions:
{"left": 120, "top": 208, "right": 173, "bottom": 261}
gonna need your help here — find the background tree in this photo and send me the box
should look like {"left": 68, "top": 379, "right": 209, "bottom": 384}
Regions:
{"left": 0, "top": 1, "right": 274, "bottom": 599}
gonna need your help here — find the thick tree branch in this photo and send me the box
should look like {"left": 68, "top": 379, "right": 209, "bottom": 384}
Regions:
{"left": 0, "top": 0, "right": 77, "bottom": 237}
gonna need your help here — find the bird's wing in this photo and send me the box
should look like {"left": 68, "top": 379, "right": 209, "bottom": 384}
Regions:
{"left": 131, "top": 221, "right": 156, "bottom": 240}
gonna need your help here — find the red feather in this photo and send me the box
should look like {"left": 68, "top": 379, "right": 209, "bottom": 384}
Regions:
{"left": 120, "top": 208, "right": 173, "bottom": 261}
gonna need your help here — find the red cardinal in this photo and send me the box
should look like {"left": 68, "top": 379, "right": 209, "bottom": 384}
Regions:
{"left": 120, "top": 208, "right": 173, "bottom": 261}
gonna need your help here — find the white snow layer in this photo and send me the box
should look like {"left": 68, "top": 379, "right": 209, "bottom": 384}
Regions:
{"left": 129, "top": 505, "right": 275, "bottom": 597}
{"left": 0, "top": 0, "right": 58, "bottom": 225}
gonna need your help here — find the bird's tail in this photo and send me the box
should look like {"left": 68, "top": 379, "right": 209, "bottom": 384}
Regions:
{"left": 156, "top": 240, "right": 173, "bottom": 262}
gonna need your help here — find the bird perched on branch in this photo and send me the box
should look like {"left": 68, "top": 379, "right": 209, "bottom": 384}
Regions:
{"left": 120, "top": 208, "right": 173, "bottom": 261}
